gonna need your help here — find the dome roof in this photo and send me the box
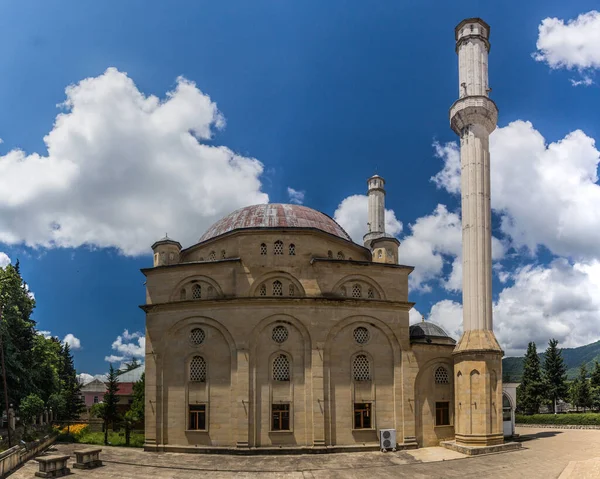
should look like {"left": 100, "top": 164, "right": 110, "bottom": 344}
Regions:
{"left": 199, "top": 204, "right": 352, "bottom": 243}
{"left": 409, "top": 321, "right": 454, "bottom": 340}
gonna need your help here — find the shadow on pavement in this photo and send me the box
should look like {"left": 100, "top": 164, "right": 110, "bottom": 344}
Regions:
{"left": 518, "top": 430, "right": 562, "bottom": 442}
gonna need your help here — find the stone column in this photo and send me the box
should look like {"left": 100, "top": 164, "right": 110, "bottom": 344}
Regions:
{"left": 311, "top": 344, "right": 325, "bottom": 447}
{"left": 236, "top": 349, "right": 250, "bottom": 448}
{"left": 450, "top": 17, "right": 503, "bottom": 447}
{"left": 144, "top": 331, "right": 158, "bottom": 448}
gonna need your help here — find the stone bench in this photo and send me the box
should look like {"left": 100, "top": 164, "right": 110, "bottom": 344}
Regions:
{"left": 35, "top": 454, "right": 70, "bottom": 478}
{"left": 72, "top": 447, "right": 102, "bottom": 469}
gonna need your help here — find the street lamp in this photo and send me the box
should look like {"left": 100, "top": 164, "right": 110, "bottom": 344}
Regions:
{"left": 0, "top": 276, "right": 12, "bottom": 447}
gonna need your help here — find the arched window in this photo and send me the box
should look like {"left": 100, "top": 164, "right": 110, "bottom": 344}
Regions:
{"left": 435, "top": 366, "right": 450, "bottom": 384}
{"left": 169, "top": 252, "right": 175, "bottom": 261}
{"left": 289, "top": 244, "right": 295, "bottom": 256}
{"left": 327, "top": 250, "right": 333, "bottom": 259}
{"left": 190, "top": 356, "right": 206, "bottom": 382}
{"left": 259, "top": 284, "right": 266, "bottom": 296}
{"left": 367, "top": 288, "right": 374, "bottom": 299}
{"left": 180, "top": 288, "right": 187, "bottom": 300}
{"left": 273, "top": 354, "right": 290, "bottom": 381}
{"left": 274, "top": 240, "right": 283, "bottom": 255}
{"left": 352, "top": 284, "right": 362, "bottom": 298}
{"left": 337, "top": 251, "right": 345, "bottom": 260}
{"left": 221, "top": 250, "right": 226, "bottom": 259}
{"left": 154, "top": 253, "right": 159, "bottom": 265}
{"left": 273, "top": 280, "right": 283, "bottom": 296}
{"left": 192, "top": 284, "right": 202, "bottom": 299}
{"left": 260, "top": 243, "right": 267, "bottom": 255}
{"left": 353, "top": 355, "right": 371, "bottom": 381}
{"left": 289, "top": 284, "right": 295, "bottom": 296}
{"left": 208, "top": 251, "right": 216, "bottom": 261}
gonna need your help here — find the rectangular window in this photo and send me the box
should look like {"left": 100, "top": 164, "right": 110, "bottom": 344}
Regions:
{"left": 353, "top": 403, "right": 372, "bottom": 429}
{"left": 93, "top": 396, "right": 99, "bottom": 404}
{"left": 189, "top": 404, "right": 207, "bottom": 430}
{"left": 272, "top": 404, "right": 290, "bottom": 431}
{"left": 435, "top": 402, "right": 450, "bottom": 426}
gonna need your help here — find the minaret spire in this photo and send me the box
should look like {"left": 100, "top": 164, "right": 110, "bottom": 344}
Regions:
{"left": 450, "top": 18, "right": 504, "bottom": 448}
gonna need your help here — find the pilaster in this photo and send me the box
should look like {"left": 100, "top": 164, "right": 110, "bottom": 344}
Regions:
{"left": 311, "top": 344, "right": 326, "bottom": 446}
{"left": 235, "top": 349, "right": 250, "bottom": 448}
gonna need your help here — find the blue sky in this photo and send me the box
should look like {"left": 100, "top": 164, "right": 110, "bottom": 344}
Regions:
{"left": 0, "top": 1, "right": 599, "bottom": 377}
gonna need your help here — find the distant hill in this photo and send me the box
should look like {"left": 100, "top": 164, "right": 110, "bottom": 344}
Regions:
{"left": 502, "top": 340, "right": 600, "bottom": 382}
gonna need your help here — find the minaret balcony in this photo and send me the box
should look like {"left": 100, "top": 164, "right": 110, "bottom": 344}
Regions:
{"left": 449, "top": 96, "right": 498, "bottom": 136}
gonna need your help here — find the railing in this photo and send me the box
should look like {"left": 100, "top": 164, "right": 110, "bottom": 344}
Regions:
{"left": 0, "top": 434, "right": 56, "bottom": 478}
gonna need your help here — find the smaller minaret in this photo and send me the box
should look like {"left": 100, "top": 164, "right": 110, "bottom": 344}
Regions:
{"left": 151, "top": 235, "right": 182, "bottom": 267}
{"left": 363, "top": 175, "right": 399, "bottom": 264}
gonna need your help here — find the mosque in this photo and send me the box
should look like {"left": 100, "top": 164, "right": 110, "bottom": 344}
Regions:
{"left": 141, "top": 18, "right": 516, "bottom": 453}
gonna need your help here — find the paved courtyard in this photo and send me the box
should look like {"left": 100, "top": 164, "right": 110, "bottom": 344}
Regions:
{"left": 11, "top": 427, "right": 600, "bottom": 478}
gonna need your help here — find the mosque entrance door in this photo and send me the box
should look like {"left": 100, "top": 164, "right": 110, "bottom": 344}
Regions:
{"left": 502, "top": 393, "right": 513, "bottom": 437}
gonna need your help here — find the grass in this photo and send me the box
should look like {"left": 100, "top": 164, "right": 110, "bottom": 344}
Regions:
{"left": 77, "top": 431, "right": 145, "bottom": 448}
{"left": 54, "top": 423, "right": 144, "bottom": 448}
{"left": 517, "top": 413, "right": 600, "bottom": 426}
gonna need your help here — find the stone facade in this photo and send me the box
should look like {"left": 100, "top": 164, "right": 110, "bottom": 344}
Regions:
{"left": 142, "top": 198, "right": 457, "bottom": 452}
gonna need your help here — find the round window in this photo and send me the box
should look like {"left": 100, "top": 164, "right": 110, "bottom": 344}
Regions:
{"left": 272, "top": 325, "right": 288, "bottom": 344}
{"left": 190, "top": 328, "right": 205, "bottom": 345}
{"left": 353, "top": 327, "right": 370, "bottom": 344}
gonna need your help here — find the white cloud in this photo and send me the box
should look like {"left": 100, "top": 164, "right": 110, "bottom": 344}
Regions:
{"left": 287, "top": 187, "right": 305, "bottom": 205}
{"left": 0, "top": 68, "right": 268, "bottom": 255}
{"left": 570, "top": 76, "right": 594, "bottom": 87}
{"left": 397, "top": 204, "right": 504, "bottom": 292}
{"left": 428, "top": 299, "right": 464, "bottom": 340}
{"left": 423, "top": 258, "right": 600, "bottom": 356}
{"left": 434, "top": 121, "right": 600, "bottom": 260}
{"left": 62, "top": 333, "right": 81, "bottom": 350}
{"left": 105, "top": 329, "right": 145, "bottom": 363}
{"left": 409, "top": 306, "right": 423, "bottom": 325}
{"left": 333, "top": 194, "right": 402, "bottom": 244}
{"left": 534, "top": 11, "right": 600, "bottom": 79}
{"left": 38, "top": 330, "right": 53, "bottom": 339}
{"left": 0, "top": 253, "right": 10, "bottom": 268}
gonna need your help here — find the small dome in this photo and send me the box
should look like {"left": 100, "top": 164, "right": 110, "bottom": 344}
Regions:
{"left": 409, "top": 321, "right": 455, "bottom": 341}
{"left": 199, "top": 204, "right": 352, "bottom": 243}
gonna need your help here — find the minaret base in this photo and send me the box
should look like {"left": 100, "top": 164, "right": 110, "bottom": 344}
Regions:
{"left": 452, "top": 331, "right": 504, "bottom": 448}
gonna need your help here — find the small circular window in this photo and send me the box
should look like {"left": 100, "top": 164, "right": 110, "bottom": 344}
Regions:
{"left": 190, "top": 328, "right": 205, "bottom": 345}
{"left": 272, "top": 325, "right": 288, "bottom": 343}
{"left": 353, "top": 327, "right": 370, "bottom": 344}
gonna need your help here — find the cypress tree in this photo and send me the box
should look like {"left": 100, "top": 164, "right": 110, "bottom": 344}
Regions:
{"left": 517, "top": 342, "right": 545, "bottom": 414}
{"left": 102, "top": 364, "right": 120, "bottom": 445}
{"left": 59, "top": 343, "right": 85, "bottom": 420}
{"left": 575, "top": 364, "right": 592, "bottom": 411}
{"left": 542, "top": 339, "right": 568, "bottom": 413}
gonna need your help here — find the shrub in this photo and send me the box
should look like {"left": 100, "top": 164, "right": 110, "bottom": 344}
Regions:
{"left": 516, "top": 413, "right": 600, "bottom": 426}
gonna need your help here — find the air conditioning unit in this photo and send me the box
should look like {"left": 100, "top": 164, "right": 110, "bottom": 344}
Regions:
{"left": 379, "top": 428, "right": 396, "bottom": 452}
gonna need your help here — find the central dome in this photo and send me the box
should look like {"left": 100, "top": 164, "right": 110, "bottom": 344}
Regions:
{"left": 199, "top": 204, "right": 352, "bottom": 243}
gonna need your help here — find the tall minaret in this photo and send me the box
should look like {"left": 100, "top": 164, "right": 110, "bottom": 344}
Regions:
{"left": 450, "top": 18, "right": 503, "bottom": 447}
{"left": 363, "top": 175, "right": 399, "bottom": 264}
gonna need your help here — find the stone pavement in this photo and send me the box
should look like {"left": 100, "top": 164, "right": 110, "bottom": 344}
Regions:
{"left": 11, "top": 427, "right": 600, "bottom": 478}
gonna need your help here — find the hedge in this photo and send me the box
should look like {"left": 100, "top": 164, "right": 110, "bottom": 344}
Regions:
{"left": 516, "top": 413, "right": 600, "bottom": 425}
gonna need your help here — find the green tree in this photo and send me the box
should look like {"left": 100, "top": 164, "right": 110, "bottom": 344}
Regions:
{"left": 543, "top": 339, "right": 568, "bottom": 413}
{"left": 0, "top": 262, "right": 37, "bottom": 409}
{"left": 19, "top": 393, "right": 45, "bottom": 435}
{"left": 517, "top": 342, "right": 546, "bottom": 414}
{"left": 100, "top": 364, "right": 120, "bottom": 445}
{"left": 122, "top": 373, "right": 145, "bottom": 447}
{"left": 571, "top": 364, "right": 592, "bottom": 411}
{"left": 47, "top": 392, "right": 66, "bottom": 420}
{"left": 31, "top": 334, "right": 62, "bottom": 403}
{"left": 120, "top": 358, "right": 140, "bottom": 373}
{"left": 590, "top": 361, "right": 600, "bottom": 411}
{"left": 59, "top": 343, "right": 85, "bottom": 420}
